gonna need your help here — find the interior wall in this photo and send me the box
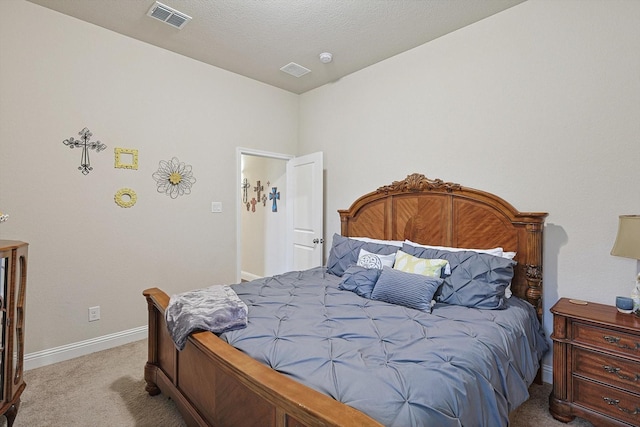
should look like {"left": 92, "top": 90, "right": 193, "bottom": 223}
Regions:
{"left": 0, "top": 0, "right": 298, "bottom": 354}
{"left": 2, "top": 0, "right": 638, "bottom": 373}
{"left": 241, "top": 155, "right": 287, "bottom": 279}
{"left": 298, "top": 0, "right": 640, "bottom": 372}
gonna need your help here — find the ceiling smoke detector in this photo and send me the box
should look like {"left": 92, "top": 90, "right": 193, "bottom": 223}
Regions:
{"left": 147, "top": 2, "right": 192, "bottom": 29}
{"left": 280, "top": 62, "right": 311, "bottom": 78}
{"left": 319, "top": 52, "right": 333, "bottom": 64}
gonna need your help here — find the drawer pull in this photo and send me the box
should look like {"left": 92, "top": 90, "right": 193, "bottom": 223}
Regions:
{"left": 603, "top": 335, "right": 640, "bottom": 351}
{"left": 603, "top": 397, "right": 640, "bottom": 415}
{"left": 603, "top": 365, "right": 640, "bottom": 382}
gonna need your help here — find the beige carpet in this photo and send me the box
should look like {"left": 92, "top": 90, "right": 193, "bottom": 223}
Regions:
{"left": 6, "top": 340, "right": 185, "bottom": 427}
{"left": 2, "top": 339, "right": 593, "bottom": 426}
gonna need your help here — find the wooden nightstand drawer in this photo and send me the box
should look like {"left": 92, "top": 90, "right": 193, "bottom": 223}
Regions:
{"left": 573, "top": 322, "right": 640, "bottom": 360}
{"left": 550, "top": 298, "right": 640, "bottom": 426}
{"left": 574, "top": 376, "right": 640, "bottom": 426}
{"left": 574, "top": 347, "right": 640, "bottom": 391}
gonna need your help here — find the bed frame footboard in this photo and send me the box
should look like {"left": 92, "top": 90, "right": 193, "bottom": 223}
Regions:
{"left": 143, "top": 287, "right": 382, "bottom": 427}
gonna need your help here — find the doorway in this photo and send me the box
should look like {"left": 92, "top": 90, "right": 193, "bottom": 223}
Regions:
{"left": 236, "top": 148, "right": 292, "bottom": 282}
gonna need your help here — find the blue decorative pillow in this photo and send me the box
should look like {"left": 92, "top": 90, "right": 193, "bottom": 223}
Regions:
{"left": 338, "top": 265, "right": 382, "bottom": 299}
{"left": 370, "top": 266, "right": 443, "bottom": 312}
{"left": 401, "top": 244, "right": 516, "bottom": 309}
{"left": 327, "top": 234, "right": 399, "bottom": 277}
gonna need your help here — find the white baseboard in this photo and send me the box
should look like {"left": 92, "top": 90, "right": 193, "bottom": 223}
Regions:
{"left": 241, "top": 271, "right": 262, "bottom": 282}
{"left": 542, "top": 362, "right": 553, "bottom": 384}
{"left": 24, "top": 325, "right": 147, "bottom": 371}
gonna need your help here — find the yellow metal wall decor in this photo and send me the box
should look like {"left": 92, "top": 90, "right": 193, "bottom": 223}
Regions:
{"left": 114, "top": 188, "right": 137, "bottom": 208}
{"left": 114, "top": 148, "right": 139, "bottom": 170}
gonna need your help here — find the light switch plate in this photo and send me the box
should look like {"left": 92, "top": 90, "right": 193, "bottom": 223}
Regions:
{"left": 211, "top": 202, "right": 222, "bottom": 213}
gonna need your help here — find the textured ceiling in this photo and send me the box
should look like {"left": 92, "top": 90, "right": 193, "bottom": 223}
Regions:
{"left": 26, "top": 0, "right": 526, "bottom": 94}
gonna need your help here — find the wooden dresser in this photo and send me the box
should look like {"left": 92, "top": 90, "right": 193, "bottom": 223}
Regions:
{"left": 550, "top": 298, "right": 640, "bottom": 426}
{"left": 0, "top": 241, "right": 27, "bottom": 427}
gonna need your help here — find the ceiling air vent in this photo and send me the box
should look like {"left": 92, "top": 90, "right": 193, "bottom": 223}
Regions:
{"left": 280, "top": 62, "right": 311, "bottom": 78}
{"left": 147, "top": 2, "right": 192, "bottom": 29}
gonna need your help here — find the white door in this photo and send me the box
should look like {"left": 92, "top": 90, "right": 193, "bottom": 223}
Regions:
{"left": 286, "top": 152, "right": 323, "bottom": 271}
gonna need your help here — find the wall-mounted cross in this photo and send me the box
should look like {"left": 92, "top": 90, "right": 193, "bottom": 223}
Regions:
{"left": 254, "top": 180, "right": 264, "bottom": 201}
{"left": 250, "top": 197, "right": 258, "bottom": 212}
{"left": 269, "top": 187, "right": 280, "bottom": 212}
{"left": 62, "top": 127, "right": 107, "bottom": 175}
{"left": 241, "top": 178, "right": 250, "bottom": 203}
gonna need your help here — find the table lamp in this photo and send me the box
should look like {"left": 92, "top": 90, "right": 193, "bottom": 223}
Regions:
{"left": 611, "top": 215, "right": 640, "bottom": 315}
{"left": 611, "top": 215, "right": 640, "bottom": 271}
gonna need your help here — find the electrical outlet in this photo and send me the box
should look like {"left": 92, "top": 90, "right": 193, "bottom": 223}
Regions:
{"left": 88, "top": 306, "right": 100, "bottom": 322}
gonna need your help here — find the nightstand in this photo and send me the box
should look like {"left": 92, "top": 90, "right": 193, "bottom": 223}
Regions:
{"left": 549, "top": 298, "right": 640, "bottom": 426}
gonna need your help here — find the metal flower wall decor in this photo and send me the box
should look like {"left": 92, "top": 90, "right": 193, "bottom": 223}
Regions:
{"left": 62, "top": 127, "right": 107, "bottom": 175}
{"left": 152, "top": 157, "right": 196, "bottom": 199}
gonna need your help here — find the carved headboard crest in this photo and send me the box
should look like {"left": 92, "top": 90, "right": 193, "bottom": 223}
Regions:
{"left": 377, "top": 173, "right": 462, "bottom": 194}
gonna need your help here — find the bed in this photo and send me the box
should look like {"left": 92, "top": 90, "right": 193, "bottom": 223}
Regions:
{"left": 143, "top": 173, "right": 548, "bottom": 427}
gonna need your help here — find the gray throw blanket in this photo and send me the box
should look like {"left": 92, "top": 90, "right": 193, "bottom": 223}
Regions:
{"left": 165, "top": 285, "right": 248, "bottom": 350}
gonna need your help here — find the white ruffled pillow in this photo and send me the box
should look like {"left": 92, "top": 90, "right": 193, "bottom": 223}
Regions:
{"left": 351, "top": 237, "right": 404, "bottom": 247}
{"left": 404, "top": 239, "right": 505, "bottom": 257}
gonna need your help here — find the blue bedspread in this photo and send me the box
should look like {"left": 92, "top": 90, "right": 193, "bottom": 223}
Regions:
{"left": 220, "top": 267, "right": 548, "bottom": 427}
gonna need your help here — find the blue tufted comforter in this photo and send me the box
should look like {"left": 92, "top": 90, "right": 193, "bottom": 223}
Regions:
{"left": 220, "top": 267, "right": 548, "bottom": 427}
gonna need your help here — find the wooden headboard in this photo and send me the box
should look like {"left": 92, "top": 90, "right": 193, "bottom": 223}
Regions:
{"left": 339, "top": 173, "right": 548, "bottom": 319}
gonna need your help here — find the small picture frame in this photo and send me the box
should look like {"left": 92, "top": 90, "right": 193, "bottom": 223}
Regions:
{"left": 114, "top": 148, "right": 139, "bottom": 170}
{"left": 114, "top": 188, "right": 137, "bottom": 208}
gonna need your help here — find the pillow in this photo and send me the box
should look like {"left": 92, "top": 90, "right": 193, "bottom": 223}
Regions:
{"left": 351, "top": 237, "right": 404, "bottom": 247}
{"left": 393, "top": 250, "right": 449, "bottom": 278}
{"left": 500, "top": 252, "right": 517, "bottom": 297}
{"left": 404, "top": 239, "right": 505, "bottom": 257}
{"left": 338, "top": 265, "right": 382, "bottom": 299}
{"left": 401, "top": 244, "right": 516, "bottom": 309}
{"left": 327, "top": 234, "right": 399, "bottom": 277}
{"left": 357, "top": 249, "right": 396, "bottom": 269}
{"left": 370, "top": 267, "right": 443, "bottom": 312}
{"left": 403, "top": 241, "right": 517, "bottom": 298}
{"left": 504, "top": 286, "right": 513, "bottom": 299}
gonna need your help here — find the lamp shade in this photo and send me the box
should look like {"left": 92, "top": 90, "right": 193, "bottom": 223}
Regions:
{"left": 611, "top": 215, "right": 640, "bottom": 260}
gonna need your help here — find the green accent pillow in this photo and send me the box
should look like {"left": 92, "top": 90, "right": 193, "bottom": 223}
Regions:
{"left": 393, "top": 250, "right": 449, "bottom": 278}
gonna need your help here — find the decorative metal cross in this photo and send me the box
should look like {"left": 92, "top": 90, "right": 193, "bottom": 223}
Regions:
{"left": 250, "top": 197, "right": 258, "bottom": 212}
{"left": 269, "top": 187, "right": 280, "bottom": 212}
{"left": 261, "top": 194, "right": 267, "bottom": 206}
{"left": 254, "top": 180, "right": 264, "bottom": 202}
{"left": 62, "top": 127, "right": 107, "bottom": 175}
{"left": 241, "top": 178, "right": 250, "bottom": 203}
